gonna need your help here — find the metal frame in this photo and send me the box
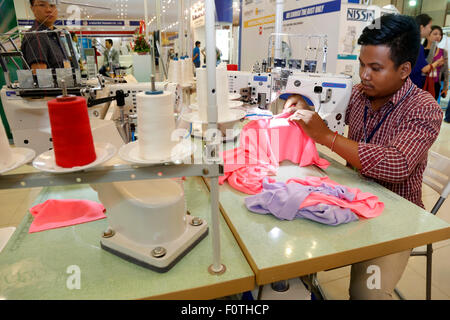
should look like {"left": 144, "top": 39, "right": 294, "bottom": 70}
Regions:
{"left": 204, "top": 0, "right": 224, "bottom": 274}
{"left": 395, "top": 151, "right": 450, "bottom": 300}
{"left": 0, "top": 163, "right": 222, "bottom": 190}
{"left": 0, "top": 0, "right": 225, "bottom": 278}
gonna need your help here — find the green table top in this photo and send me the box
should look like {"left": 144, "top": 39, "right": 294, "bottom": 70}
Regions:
{"left": 0, "top": 177, "right": 255, "bottom": 300}
{"left": 217, "top": 153, "right": 450, "bottom": 285}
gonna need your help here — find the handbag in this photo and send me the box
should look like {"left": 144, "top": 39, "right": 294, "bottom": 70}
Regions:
{"left": 423, "top": 64, "right": 436, "bottom": 97}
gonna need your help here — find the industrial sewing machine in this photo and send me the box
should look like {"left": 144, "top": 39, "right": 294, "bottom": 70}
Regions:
{"left": 228, "top": 33, "right": 352, "bottom": 136}
{"left": 0, "top": 74, "right": 127, "bottom": 155}
{"left": 0, "top": 29, "right": 130, "bottom": 154}
{"left": 228, "top": 69, "right": 352, "bottom": 136}
{"left": 0, "top": 78, "right": 182, "bottom": 155}
{"left": 0, "top": 29, "right": 205, "bottom": 272}
{"left": 0, "top": 28, "right": 182, "bottom": 154}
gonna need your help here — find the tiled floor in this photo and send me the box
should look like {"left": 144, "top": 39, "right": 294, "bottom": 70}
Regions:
{"left": 315, "top": 119, "right": 450, "bottom": 300}
{"left": 0, "top": 118, "right": 449, "bottom": 300}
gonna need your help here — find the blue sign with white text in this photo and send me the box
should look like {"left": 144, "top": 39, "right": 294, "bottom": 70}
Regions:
{"left": 323, "top": 82, "right": 347, "bottom": 89}
{"left": 254, "top": 76, "right": 268, "bottom": 82}
{"left": 284, "top": 0, "right": 341, "bottom": 21}
{"left": 87, "top": 20, "right": 125, "bottom": 26}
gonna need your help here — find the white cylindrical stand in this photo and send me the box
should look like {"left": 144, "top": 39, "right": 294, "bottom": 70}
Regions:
{"left": 205, "top": 0, "right": 223, "bottom": 275}
{"left": 274, "top": 0, "right": 284, "bottom": 60}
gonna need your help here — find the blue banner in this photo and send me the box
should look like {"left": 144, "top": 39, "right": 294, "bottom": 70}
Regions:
{"left": 215, "top": 0, "right": 233, "bottom": 23}
{"left": 87, "top": 20, "right": 125, "bottom": 26}
{"left": 17, "top": 19, "right": 36, "bottom": 26}
{"left": 18, "top": 19, "right": 125, "bottom": 27}
{"left": 284, "top": 0, "right": 341, "bottom": 21}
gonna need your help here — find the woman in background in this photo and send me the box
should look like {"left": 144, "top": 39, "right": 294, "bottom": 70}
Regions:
{"left": 423, "top": 25, "right": 448, "bottom": 101}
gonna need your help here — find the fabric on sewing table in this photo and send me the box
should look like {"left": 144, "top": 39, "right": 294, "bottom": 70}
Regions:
{"left": 286, "top": 176, "right": 384, "bottom": 219}
{"left": 245, "top": 179, "right": 359, "bottom": 226}
{"left": 219, "top": 113, "right": 330, "bottom": 194}
{"left": 29, "top": 199, "right": 106, "bottom": 233}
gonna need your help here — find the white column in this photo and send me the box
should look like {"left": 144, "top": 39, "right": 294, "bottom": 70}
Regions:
{"left": 274, "top": 0, "right": 284, "bottom": 60}
{"left": 187, "top": 0, "right": 192, "bottom": 57}
{"left": 178, "top": 0, "right": 184, "bottom": 55}
{"left": 205, "top": 0, "right": 223, "bottom": 274}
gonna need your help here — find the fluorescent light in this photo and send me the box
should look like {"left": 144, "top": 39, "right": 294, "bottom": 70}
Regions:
{"left": 409, "top": 0, "right": 417, "bottom": 6}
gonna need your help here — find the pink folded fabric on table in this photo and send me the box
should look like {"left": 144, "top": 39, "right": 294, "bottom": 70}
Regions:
{"left": 286, "top": 176, "right": 384, "bottom": 218}
{"left": 220, "top": 167, "right": 277, "bottom": 194}
{"left": 219, "top": 113, "right": 330, "bottom": 194}
{"left": 29, "top": 199, "right": 106, "bottom": 233}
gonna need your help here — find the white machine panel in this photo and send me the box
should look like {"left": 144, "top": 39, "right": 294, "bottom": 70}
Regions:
{"left": 283, "top": 72, "right": 352, "bottom": 135}
{"left": 107, "top": 82, "right": 180, "bottom": 116}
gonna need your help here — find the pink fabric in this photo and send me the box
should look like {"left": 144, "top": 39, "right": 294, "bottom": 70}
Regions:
{"left": 220, "top": 168, "right": 277, "bottom": 194}
{"left": 220, "top": 113, "right": 330, "bottom": 194}
{"left": 29, "top": 199, "right": 106, "bottom": 233}
{"left": 286, "top": 176, "right": 384, "bottom": 218}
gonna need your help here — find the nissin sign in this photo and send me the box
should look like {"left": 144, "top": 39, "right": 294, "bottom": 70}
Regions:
{"left": 347, "top": 8, "right": 375, "bottom": 22}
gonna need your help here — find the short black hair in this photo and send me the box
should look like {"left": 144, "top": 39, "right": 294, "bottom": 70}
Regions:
{"left": 106, "top": 39, "right": 113, "bottom": 46}
{"left": 415, "top": 14, "right": 432, "bottom": 28}
{"left": 358, "top": 14, "right": 420, "bottom": 69}
{"left": 195, "top": 41, "right": 201, "bottom": 46}
{"left": 29, "top": 0, "right": 34, "bottom": 5}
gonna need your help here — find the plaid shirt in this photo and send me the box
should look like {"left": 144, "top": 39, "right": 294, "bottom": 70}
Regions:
{"left": 345, "top": 78, "right": 443, "bottom": 208}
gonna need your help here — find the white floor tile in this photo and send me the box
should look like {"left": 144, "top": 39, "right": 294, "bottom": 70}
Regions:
{"left": 317, "top": 276, "right": 350, "bottom": 300}
{"left": 396, "top": 265, "right": 450, "bottom": 300}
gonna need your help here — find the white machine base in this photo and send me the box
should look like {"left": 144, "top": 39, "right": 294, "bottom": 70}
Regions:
{"left": 191, "top": 123, "right": 241, "bottom": 142}
{"left": 100, "top": 215, "right": 208, "bottom": 273}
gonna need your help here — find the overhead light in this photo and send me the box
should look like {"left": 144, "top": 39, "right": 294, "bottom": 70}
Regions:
{"left": 409, "top": 0, "right": 417, "bottom": 6}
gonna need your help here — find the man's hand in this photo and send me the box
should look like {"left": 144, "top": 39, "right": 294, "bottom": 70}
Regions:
{"left": 441, "top": 89, "right": 448, "bottom": 98}
{"left": 289, "top": 109, "right": 334, "bottom": 146}
{"left": 290, "top": 108, "right": 363, "bottom": 170}
{"left": 283, "top": 94, "right": 313, "bottom": 113}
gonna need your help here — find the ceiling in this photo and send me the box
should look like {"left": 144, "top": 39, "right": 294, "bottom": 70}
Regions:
{"left": 20, "top": 0, "right": 238, "bottom": 31}
{"left": 57, "top": 0, "right": 180, "bottom": 27}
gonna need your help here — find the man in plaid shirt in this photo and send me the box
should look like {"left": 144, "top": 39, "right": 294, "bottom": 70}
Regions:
{"left": 286, "top": 14, "right": 443, "bottom": 299}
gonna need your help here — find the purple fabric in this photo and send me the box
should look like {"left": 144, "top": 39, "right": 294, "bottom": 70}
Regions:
{"left": 245, "top": 179, "right": 358, "bottom": 226}
{"left": 295, "top": 204, "right": 358, "bottom": 225}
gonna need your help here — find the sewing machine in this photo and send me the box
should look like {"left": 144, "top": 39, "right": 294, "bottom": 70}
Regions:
{"left": 0, "top": 28, "right": 130, "bottom": 154}
{"left": 274, "top": 70, "right": 352, "bottom": 135}
{"left": 0, "top": 75, "right": 126, "bottom": 155}
{"left": 228, "top": 69, "right": 352, "bottom": 136}
{"left": 0, "top": 30, "right": 207, "bottom": 273}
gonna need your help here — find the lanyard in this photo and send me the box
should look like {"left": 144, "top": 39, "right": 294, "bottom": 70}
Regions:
{"left": 363, "top": 85, "right": 414, "bottom": 143}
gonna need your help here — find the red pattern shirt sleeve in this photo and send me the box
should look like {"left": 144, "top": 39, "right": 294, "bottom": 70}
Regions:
{"left": 358, "top": 98, "right": 443, "bottom": 183}
{"left": 345, "top": 86, "right": 360, "bottom": 126}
